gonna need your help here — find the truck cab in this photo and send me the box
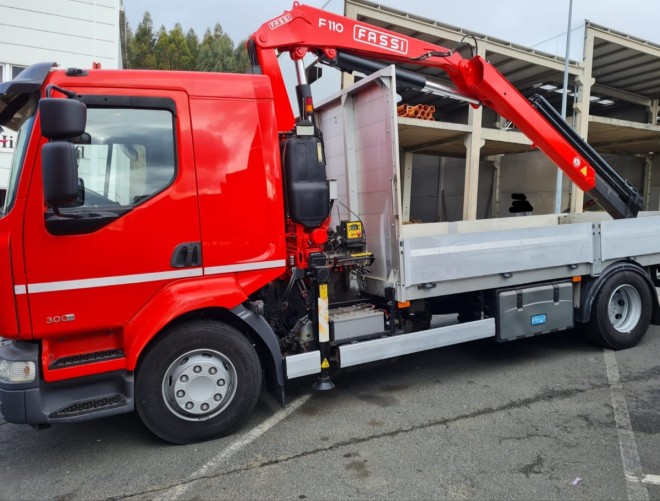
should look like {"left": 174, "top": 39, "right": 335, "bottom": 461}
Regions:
{"left": 0, "top": 63, "right": 288, "bottom": 441}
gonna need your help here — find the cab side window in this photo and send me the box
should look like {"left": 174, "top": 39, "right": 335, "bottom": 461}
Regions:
{"left": 76, "top": 108, "right": 175, "bottom": 207}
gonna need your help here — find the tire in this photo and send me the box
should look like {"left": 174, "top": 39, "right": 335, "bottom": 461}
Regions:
{"left": 136, "top": 320, "right": 262, "bottom": 444}
{"left": 586, "top": 271, "right": 653, "bottom": 350}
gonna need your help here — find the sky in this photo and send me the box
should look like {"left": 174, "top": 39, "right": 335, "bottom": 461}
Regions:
{"left": 123, "top": 0, "right": 660, "bottom": 51}
{"left": 122, "top": 0, "right": 660, "bottom": 107}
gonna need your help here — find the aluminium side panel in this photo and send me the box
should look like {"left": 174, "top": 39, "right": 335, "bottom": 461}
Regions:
{"left": 600, "top": 214, "right": 660, "bottom": 266}
{"left": 401, "top": 222, "right": 594, "bottom": 288}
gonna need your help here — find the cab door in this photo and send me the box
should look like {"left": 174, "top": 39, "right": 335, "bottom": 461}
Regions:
{"left": 22, "top": 91, "right": 200, "bottom": 349}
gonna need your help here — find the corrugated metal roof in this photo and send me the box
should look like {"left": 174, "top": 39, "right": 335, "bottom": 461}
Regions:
{"left": 346, "top": 0, "right": 579, "bottom": 113}
{"left": 345, "top": 0, "right": 660, "bottom": 156}
{"left": 588, "top": 22, "right": 660, "bottom": 99}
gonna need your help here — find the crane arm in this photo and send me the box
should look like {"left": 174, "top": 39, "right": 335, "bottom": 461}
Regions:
{"left": 250, "top": 2, "right": 643, "bottom": 218}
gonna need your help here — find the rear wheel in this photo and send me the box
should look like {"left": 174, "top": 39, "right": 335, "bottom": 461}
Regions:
{"left": 136, "top": 320, "right": 262, "bottom": 444}
{"left": 586, "top": 271, "right": 652, "bottom": 350}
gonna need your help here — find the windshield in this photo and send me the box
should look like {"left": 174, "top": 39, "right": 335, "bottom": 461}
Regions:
{"left": 1, "top": 93, "right": 38, "bottom": 215}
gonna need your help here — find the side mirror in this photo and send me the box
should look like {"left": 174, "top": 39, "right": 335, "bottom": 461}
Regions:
{"left": 42, "top": 142, "right": 79, "bottom": 207}
{"left": 39, "top": 98, "right": 87, "bottom": 140}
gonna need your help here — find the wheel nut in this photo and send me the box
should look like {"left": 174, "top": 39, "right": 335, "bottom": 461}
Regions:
{"left": 209, "top": 367, "right": 217, "bottom": 375}
{"left": 193, "top": 366, "right": 202, "bottom": 373}
{"left": 214, "top": 394, "right": 222, "bottom": 402}
{"left": 176, "top": 390, "right": 185, "bottom": 398}
{"left": 180, "top": 375, "right": 189, "bottom": 382}
{"left": 201, "top": 403, "right": 209, "bottom": 411}
{"left": 185, "top": 402, "right": 194, "bottom": 410}
{"left": 217, "top": 379, "right": 226, "bottom": 386}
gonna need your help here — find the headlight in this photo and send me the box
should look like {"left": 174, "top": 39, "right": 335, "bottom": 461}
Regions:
{"left": 0, "top": 359, "right": 36, "bottom": 382}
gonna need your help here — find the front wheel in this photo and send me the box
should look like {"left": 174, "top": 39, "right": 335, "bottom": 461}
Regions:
{"left": 586, "top": 271, "right": 653, "bottom": 350}
{"left": 136, "top": 320, "right": 262, "bottom": 444}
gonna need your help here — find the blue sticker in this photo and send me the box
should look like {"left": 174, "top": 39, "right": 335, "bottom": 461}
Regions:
{"left": 531, "top": 314, "right": 547, "bottom": 326}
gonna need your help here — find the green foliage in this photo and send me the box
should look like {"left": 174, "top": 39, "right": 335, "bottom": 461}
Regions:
{"left": 155, "top": 23, "right": 195, "bottom": 70}
{"left": 119, "top": 9, "right": 130, "bottom": 68}
{"left": 186, "top": 29, "right": 200, "bottom": 67}
{"left": 125, "top": 13, "right": 248, "bottom": 73}
{"left": 234, "top": 39, "right": 250, "bottom": 74}
{"left": 197, "top": 24, "right": 236, "bottom": 72}
{"left": 129, "top": 12, "right": 157, "bottom": 69}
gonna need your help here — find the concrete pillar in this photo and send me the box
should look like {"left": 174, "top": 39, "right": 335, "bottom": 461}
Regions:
{"left": 644, "top": 155, "right": 653, "bottom": 211}
{"left": 401, "top": 151, "right": 413, "bottom": 222}
{"left": 463, "top": 122, "right": 484, "bottom": 220}
{"left": 570, "top": 28, "right": 595, "bottom": 213}
{"left": 436, "top": 157, "right": 446, "bottom": 221}
{"left": 340, "top": 2, "right": 358, "bottom": 90}
{"left": 492, "top": 155, "right": 502, "bottom": 218}
{"left": 648, "top": 99, "right": 659, "bottom": 125}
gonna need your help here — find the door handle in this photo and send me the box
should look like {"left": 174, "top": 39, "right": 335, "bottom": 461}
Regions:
{"left": 171, "top": 242, "right": 202, "bottom": 268}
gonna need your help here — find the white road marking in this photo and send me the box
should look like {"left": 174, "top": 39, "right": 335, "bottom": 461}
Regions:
{"left": 604, "top": 349, "right": 649, "bottom": 501}
{"left": 155, "top": 394, "right": 312, "bottom": 501}
{"left": 642, "top": 474, "right": 660, "bottom": 486}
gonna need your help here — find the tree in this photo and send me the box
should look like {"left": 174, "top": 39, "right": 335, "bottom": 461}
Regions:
{"left": 197, "top": 24, "right": 236, "bottom": 72}
{"left": 126, "top": 14, "right": 248, "bottom": 73}
{"left": 154, "top": 24, "right": 195, "bottom": 70}
{"left": 234, "top": 39, "right": 250, "bottom": 73}
{"left": 129, "top": 12, "right": 157, "bottom": 69}
{"left": 120, "top": 10, "right": 131, "bottom": 68}
{"left": 186, "top": 29, "right": 200, "bottom": 68}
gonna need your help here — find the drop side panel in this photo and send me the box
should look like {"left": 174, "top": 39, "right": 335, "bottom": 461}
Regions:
{"left": 317, "top": 68, "right": 402, "bottom": 296}
{"left": 600, "top": 213, "right": 660, "bottom": 266}
{"left": 401, "top": 223, "right": 594, "bottom": 287}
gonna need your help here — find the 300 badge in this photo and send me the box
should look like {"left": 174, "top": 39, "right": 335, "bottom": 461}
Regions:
{"left": 46, "top": 314, "right": 76, "bottom": 324}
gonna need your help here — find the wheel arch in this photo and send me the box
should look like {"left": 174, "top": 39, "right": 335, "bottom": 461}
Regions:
{"left": 178, "top": 305, "right": 285, "bottom": 405}
{"left": 577, "top": 261, "right": 660, "bottom": 324}
{"left": 145, "top": 306, "right": 285, "bottom": 405}
{"left": 123, "top": 277, "right": 285, "bottom": 404}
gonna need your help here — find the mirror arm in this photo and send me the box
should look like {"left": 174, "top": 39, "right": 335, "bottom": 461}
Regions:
{"left": 44, "top": 84, "right": 77, "bottom": 99}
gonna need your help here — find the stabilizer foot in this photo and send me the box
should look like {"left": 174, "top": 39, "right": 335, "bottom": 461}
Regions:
{"left": 312, "top": 373, "right": 335, "bottom": 391}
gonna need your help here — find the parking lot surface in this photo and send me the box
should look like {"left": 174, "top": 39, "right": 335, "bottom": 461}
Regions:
{"left": 2, "top": 324, "right": 660, "bottom": 500}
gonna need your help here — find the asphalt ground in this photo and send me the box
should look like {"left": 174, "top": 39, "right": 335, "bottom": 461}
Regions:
{"left": 2, "top": 322, "right": 660, "bottom": 500}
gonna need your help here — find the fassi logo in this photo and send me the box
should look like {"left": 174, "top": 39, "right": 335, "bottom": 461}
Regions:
{"left": 268, "top": 13, "right": 293, "bottom": 30}
{"left": 353, "top": 25, "right": 408, "bottom": 54}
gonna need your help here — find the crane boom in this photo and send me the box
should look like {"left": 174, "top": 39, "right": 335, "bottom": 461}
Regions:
{"left": 250, "top": 2, "right": 643, "bottom": 218}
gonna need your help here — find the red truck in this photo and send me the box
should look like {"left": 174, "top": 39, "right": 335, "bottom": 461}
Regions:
{"left": 0, "top": 3, "right": 657, "bottom": 443}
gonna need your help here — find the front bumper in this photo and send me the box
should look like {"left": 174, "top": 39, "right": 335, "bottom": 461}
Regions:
{"left": 0, "top": 339, "right": 39, "bottom": 423}
{"left": 0, "top": 340, "right": 134, "bottom": 425}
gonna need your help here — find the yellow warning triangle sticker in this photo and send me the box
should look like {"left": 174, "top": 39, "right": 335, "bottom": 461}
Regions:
{"left": 321, "top": 358, "right": 330, "bottom": 369}
{"left": 580, "top": 166, "right": 588, "bottom": 177}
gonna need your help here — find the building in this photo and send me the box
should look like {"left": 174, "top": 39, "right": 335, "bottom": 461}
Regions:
{"left": 342, "top": 0, "right": 660, "bottom": 219}
{"left": 0, "top": 0, "right": 124, "bottom": 193}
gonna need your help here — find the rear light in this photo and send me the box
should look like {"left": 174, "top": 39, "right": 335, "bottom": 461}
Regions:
{"left": 305, "top": 96, "right": 314, "bottom": 114}
{"left": 0, "top": 360, "right": 36, "bottom": 383}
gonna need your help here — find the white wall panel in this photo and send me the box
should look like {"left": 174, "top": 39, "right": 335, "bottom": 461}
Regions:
{"left": 0, "top": 0, "right": 121, "bottom": 188}
{"left": 0, "top": 1, "right": 120, "bottom": 68}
